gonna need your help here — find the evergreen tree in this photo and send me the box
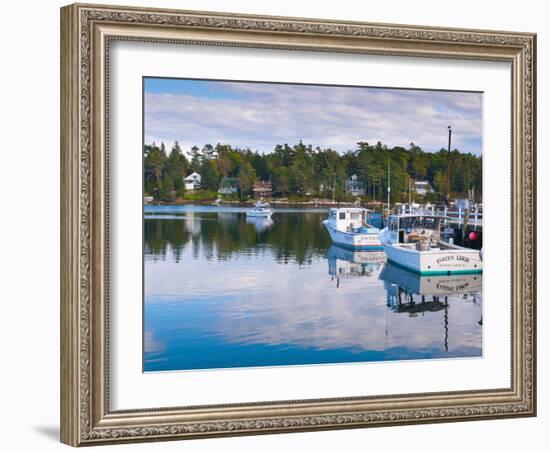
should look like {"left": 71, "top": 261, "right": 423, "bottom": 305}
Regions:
{"left": 190, "top": 146, "right": 202, "bottom": 172}
{"left": 200, "top": 159, "right": 220, "bottom": 191}
{"left": 202, "top": 144, "right": 216, "bottom": 160}
{"left": 165, "top": 141, "right": 188, "bottom": 194}
{"left": 143, "top": 139, "right": 482, "bottom": 202}
{"left": 237, "top": 162, "right": 256, "bottom": 198}
{"left": 159, "top": 174, "right": 174, "bottom": 201}
{"left": 144, "top": 142, "right": 167, "bottom": 199}
{"left": 272, "top": 167, "right": 290, "bottom": 196}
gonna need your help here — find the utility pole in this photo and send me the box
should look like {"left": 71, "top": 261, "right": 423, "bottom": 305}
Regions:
{"left": 387, "top": 159, "right": 391, "bottom": 215}
{"left": 446, "top": 125, "right": 452, "bottom": 205}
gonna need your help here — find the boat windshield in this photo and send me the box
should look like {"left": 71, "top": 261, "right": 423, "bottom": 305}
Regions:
{"left": 399, "top": 216, "right": 439, "bottom": 230}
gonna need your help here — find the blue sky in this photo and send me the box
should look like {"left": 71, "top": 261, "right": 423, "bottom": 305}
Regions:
{"left": 144, "top": 77, "right": 482, "bottom": 156}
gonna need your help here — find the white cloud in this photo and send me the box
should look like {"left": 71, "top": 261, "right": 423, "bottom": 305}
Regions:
{"left": 144, "top": 82, "right": 483, "bottom": 155}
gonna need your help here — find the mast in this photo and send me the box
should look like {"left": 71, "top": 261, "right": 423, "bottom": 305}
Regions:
{"left": 446, "top": 125, "right": 452, "bottom": 205}
{"left": 409, "top": 178, "right": 412, "bottom": 209}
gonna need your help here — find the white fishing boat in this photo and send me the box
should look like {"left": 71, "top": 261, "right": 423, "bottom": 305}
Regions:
{"left": 246, "top": 201, "right": 273, "bottom": 218}
{"left": 379, "top": 214, "right": 482, "bottom": 275}
{"left": 322, "top": 207, "right": 382, "bottom": 250}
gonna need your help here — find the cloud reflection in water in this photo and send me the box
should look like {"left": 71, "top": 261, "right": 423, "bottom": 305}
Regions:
{"left": 144, "top": 207, "right": 482, "bottom": 371}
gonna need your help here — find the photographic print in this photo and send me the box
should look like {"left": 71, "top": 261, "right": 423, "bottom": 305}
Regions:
{"left": 60, "top": 5, "right": 536, "bottom": 444}
{"left": 143, "top": 78, "right": 484, "bottom": 372}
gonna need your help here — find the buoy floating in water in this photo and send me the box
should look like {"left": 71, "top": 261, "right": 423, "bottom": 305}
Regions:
{"left": 469, "top": 231, "right": 478, "bottom": 241}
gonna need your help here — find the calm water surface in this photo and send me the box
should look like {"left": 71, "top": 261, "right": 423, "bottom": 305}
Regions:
{"left": 144, "top": 205, "right": 482, "bottom": 372}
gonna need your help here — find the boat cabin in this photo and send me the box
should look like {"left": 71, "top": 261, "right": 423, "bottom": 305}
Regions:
{"left": 387, "top": 214, "right": 445, "bottom": 250}
{"left": 253, "top": 201, "right": 270, "bottom": 209}
{"left": 327, "top": 208, "right": 375, "bottom": 233}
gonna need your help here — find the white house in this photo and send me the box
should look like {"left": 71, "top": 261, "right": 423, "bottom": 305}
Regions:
{"left": 413, "top": 180, "right": 433, "bottom": 195}
{"left": 184, "top": 172, "right": 201, "bottom": 191}
{"left": 347, "top": 174, "right": 366, "bottom": 196}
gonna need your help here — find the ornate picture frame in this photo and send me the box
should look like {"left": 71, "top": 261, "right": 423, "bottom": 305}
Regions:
{"left": 60, "top": 3, "right": 536, "bottom": 446}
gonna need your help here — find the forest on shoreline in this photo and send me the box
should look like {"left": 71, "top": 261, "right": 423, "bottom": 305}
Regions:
{"left": 144, "top": 140, "right": 482, "bottom": 204}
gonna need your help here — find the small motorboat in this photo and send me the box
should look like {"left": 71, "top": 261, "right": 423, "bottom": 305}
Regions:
{"left": 246, "top": 201, "right": 273, "bottom": 218}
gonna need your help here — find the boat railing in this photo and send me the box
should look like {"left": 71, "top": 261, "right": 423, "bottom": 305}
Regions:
{"left": 399, "top": 204, "right": 483, "bottom": 228}
{"left": 441, "top": 207, "right": 482, "bottom": 225}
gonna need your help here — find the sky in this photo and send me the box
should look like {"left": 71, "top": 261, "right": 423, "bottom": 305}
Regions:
{"left": 144, "top": 77, "right": 483, "bottom": 156}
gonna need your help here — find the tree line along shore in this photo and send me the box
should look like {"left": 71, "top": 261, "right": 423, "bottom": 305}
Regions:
{"left": 144, "top": 140, "right": 482, "bottom": 206}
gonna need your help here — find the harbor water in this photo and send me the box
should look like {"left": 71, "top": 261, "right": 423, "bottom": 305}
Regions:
{"left": 144, "top": 205, "right": 482, "bottom": 372}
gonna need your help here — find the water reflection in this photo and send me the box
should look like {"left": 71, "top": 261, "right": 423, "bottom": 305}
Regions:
{"left": 327, "top": 245, "right": 386, "bottom": 286}
{"left": 246, "top": 216, "right": 274, "bottom": 232}
{"left": 144, "top": 206, "right": 482, "bottom": 372}
{"left": 379, "top": 263, "right": 483, "bottom": 351}
{"left": 144, "top": 205, "right": 329, "bottom": 265}
{"left": 380, "top": 262, "right": 482, "bottom": 300}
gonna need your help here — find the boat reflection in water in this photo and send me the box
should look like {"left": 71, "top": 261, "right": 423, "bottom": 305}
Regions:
{"left": 327, "top": 245, "right": 386, "bottom": 287}
{"left": 380, "top": 262, "right": 482, "bottom": 300}
{"left": 144, "top": 205, "right": 483, "bottom": 371}
{"left": 246, "top": 216, "right": 274, "bottom": 232}
{"left": 379, "top": 262, "right": 483, "bottom": 351}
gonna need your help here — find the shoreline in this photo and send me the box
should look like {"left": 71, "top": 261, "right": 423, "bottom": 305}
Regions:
{"left": 144, "top": 199, "right": 380, "bottom": 209}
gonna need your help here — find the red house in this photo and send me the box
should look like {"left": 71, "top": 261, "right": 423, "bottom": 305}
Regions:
{"left": 252, "top": 180, "right": 272, "bottom": 199}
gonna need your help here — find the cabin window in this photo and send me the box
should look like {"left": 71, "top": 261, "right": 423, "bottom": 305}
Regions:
{"left": 424, "top": 217, "right": 436, "bottom": 229}
{"left": 339, "top": 212, "right": 346, "bottom": 220}
{"left": 350, "top": 212, "right": 361, "bottom": 221}
{"left": 400, "top": 217, "right": 413, "bottom": 229}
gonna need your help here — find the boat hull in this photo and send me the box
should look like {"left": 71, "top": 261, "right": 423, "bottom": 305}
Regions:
{"left": 379, "top": 229, "right": 482, "bottom": 275}
{"left": 246, "top": 211, "right": 272, "bottom": 218}
{"left": 323, "top": 221, "right": 383, "bottom": 250}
